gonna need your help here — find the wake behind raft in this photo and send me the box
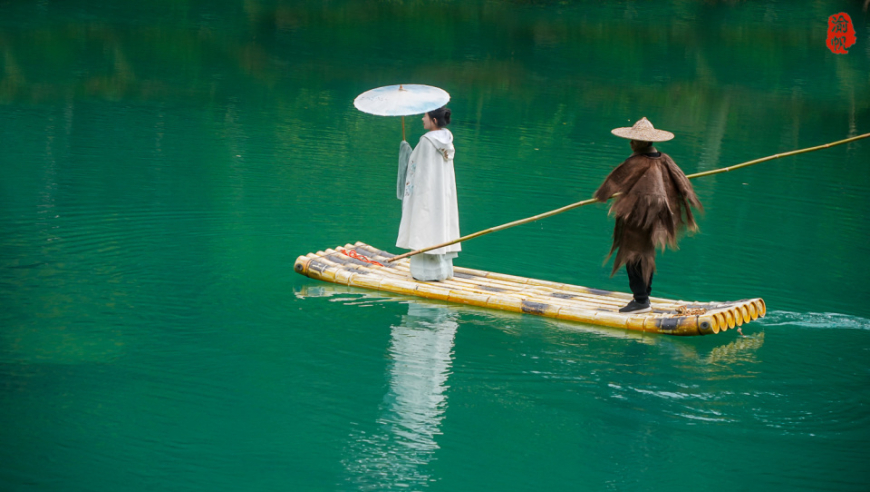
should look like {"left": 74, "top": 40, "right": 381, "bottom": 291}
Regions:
{"left": 294, "top": 242, "right": 764, "bottom": 336}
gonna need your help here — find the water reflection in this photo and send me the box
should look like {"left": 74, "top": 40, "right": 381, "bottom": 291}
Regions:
{"left": 340, "top": 302, "right": 457, "bottom": 491}
{"left": 297, "top": 286, "right": 459, "bottom": 489}
{"left": 538, "top": 315, "right": 766, "bottom": 367}
{"left": 296, "top": 283, "right": 767, "bottom": 374}
{"left": 706, "top": 331, "right": 764, "bottom": 365}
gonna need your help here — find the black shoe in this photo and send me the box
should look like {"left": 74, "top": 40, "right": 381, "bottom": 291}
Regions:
{"left": 619, "top": 300, "right": 651, "bottom": 313}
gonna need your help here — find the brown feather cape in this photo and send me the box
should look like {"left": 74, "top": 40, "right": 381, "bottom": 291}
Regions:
{"left": 594, "top": 152, "right": 702, "bottom": 283}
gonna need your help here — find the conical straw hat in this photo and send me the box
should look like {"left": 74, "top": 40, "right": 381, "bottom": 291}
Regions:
{"left": 611, "top": 117, "right": 674, "bottom": 142}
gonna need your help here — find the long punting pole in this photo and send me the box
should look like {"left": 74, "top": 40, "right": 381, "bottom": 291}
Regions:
{"left": 388, "top": 132, "right": 870, "bottom": 263}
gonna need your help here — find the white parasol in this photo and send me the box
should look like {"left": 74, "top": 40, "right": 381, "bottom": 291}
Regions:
{"left": 353, "top": 84, "right": 450, "bottom": 140}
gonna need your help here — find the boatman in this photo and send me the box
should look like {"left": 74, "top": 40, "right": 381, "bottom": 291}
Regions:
{"left": 594, "top": 117, "right": 702, "bottom": 313}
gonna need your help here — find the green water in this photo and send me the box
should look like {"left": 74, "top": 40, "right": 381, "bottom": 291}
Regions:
{"left": 2, "top": 1, "right": 869, "bottom": 490}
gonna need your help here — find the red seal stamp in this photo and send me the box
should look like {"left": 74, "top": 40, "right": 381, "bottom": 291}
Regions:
{"left": 827, "top": 12, "right": 856, "bottom": 54}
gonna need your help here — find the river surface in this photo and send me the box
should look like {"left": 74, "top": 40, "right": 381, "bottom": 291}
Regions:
{"left": 1, "top": 1, "right": 869, "bottom": 491}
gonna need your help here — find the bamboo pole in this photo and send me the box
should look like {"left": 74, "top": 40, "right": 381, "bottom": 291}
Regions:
{"left": 685, "top": 132, "right": 870, "bottom": 179}
{"left": 388, "top": 132, "right": 870, "bottom": 262}
{"left": 388, "top": 196, "right": 601, "bottom": 262}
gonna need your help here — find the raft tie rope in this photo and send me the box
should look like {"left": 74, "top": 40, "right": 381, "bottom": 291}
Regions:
{"left": 339, "top": 248, "right": 383, "bottom": 267}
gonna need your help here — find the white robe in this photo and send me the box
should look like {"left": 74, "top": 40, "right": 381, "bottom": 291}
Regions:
{"left": 396, "top": 129, "right": 461, "bottom": 258}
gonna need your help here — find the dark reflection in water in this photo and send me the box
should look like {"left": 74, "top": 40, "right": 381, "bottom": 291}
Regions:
{"left": 2, "top": 1, "right": 867, "bottom": 135}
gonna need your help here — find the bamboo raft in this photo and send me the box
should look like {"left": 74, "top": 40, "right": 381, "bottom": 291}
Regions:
{"left": 294, "top": 242, "right": 765, "bottom": 336}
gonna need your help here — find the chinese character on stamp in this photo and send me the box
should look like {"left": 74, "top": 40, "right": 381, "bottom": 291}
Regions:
{"left": 827, "top": 12, "right": 856, "bottom": 54}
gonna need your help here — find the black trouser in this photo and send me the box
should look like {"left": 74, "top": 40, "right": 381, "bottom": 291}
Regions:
{"left": 626, "top": 260, "right": 653, "bottom": 304}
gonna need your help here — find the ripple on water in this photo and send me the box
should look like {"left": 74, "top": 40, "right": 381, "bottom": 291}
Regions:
{"left": 758, "top": 310, "right": 870, "bottom": 330}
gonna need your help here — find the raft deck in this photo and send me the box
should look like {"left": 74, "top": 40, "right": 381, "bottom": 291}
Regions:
{"left": 294, "top": 242, "right": 765, "bottom": 336}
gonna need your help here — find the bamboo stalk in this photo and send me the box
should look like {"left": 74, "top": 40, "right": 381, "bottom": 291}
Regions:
{"left": 732, "top": 308, "right": 744, "bottom": 327}
{"left": 756, "top": 299, "right": 767, "bottom": 317}
{"left": 388, "top": 132, "right": 870, "bottom": 262}
{"left": 715, "top": 313, "right": 726, "bottom": 331}
{"left": 723, "top": 310, "right": 735, "bottom": 329}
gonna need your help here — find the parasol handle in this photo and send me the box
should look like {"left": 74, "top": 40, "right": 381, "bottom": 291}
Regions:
{"left": 402, "top": 116, "right": 406, "bottom": 141}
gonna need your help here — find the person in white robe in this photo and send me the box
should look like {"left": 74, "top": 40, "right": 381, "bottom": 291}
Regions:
{"left": 396, "top": 107, "right": 460, "bottom": 281}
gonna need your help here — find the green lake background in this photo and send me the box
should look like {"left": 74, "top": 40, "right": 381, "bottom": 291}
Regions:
{"left": 1, "top": 1, "right": 869, "bottom": 491}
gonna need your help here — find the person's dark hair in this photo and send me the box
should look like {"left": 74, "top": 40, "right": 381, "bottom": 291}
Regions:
{"left": 427, "top": 107, "right": 451, "bottom": 127}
